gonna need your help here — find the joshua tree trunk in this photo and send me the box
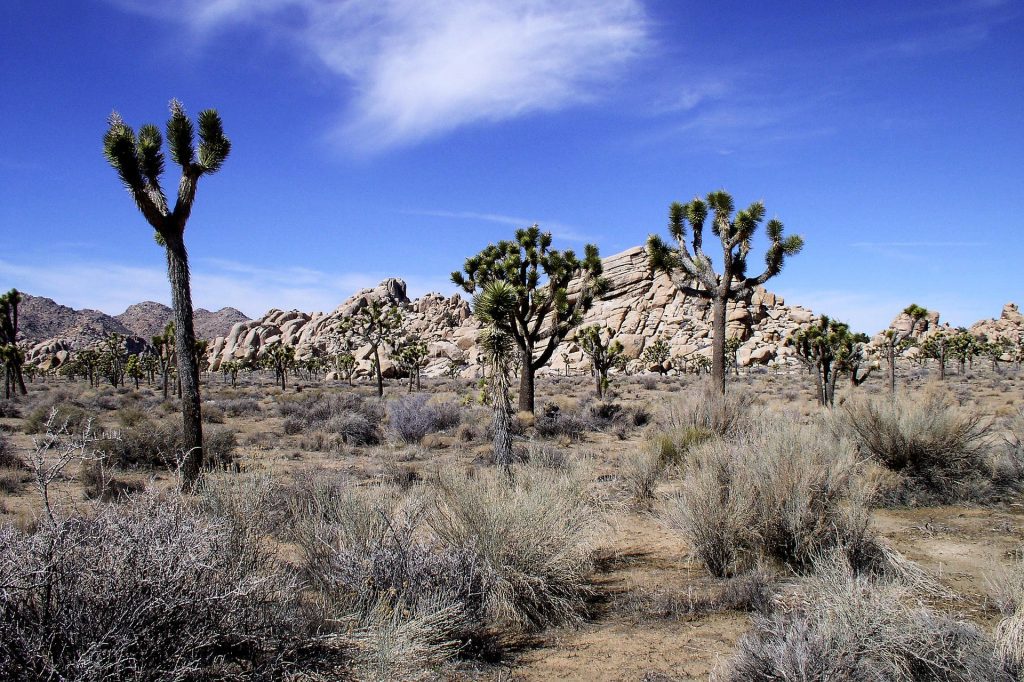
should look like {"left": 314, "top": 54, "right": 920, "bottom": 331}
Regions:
{"left": 711, "top": 294, "right": 728, "bottom": 394}
{"left": 595, "top": 369, "right": 604, "bottom": 399}
{"left": 518, "top": 345, "right": 535, "bottom": 414}
{"left": 164, "top": 233, "right": 203, "bottom": 490}
{"left": 372, "top": 346, "right": 383, "bottom": 398}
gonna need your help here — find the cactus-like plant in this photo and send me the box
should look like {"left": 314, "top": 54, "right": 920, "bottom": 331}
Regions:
{"left": 882, "top": 303, "right": 929, "bottom": 393}
{"left": 0, "top": 289, "right": 27, "bottom": 399}
{"left": 920, "top": 330, "right": 950, "bottom": 380}
{"left": 393, "top": 334, "right": 429, "bottom": 392}
{"left": 338, "top": 300, "right": 403, "bottom": 398}
{"left": 265, "top": 344, "right": 295, "bottom": 390}
{"left": 578, "top": 325, "right": 624, "bottom": 398}
{"left": 791, "top": 317, "right": 871, "bottom": 407}
{"left": 648, "top": 191, "right": 803, "bottom": 394}
{"left": 103, "top": 100, "right": 230, "bottom": 490}
{"left": 473, "top": 281, "right": 519, "bottom": 469}
{"left": 452, "top": 225, "right": 605, "bottom": 413}
{"left": 641, "top": 336, "right": 670, "bottom": 375}
{"left": 724, "top": 336, "right": 744, "bottom": 376}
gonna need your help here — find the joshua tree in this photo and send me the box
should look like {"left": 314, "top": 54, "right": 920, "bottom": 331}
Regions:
{"left": 920, "top": 330, "right": 949, "bottom": 380}
{"left": 339, "top": 300, "right": 403, "bottom": 398}
{"left": 641, "top": 336, "right": 670, "bottom": 375}
{"left": 152, "top": 325, "right": 176, "bottom": 400}
{"left": 0, "top": 289, "right": 27, "bottom": 398}
{"left": 881, "top": 303, "right": 929, "bottom": 393}
{"left": 648, "top": 191, "right": 803, "bottom": 394}
{"left": 452, "top": 225, "right": 605, "bottom": 413}
{"left": 791, "top": 317, "right": 872, "bottom": 407}
{"left": 97, "top": 333, "right": 128, "bottom": 387}
{"left": 473, "top": 282, "right": 518, "bottom": 470}
{"left": 724, "top": 336, "right": 744, "bottom": 376}
{"left": 103, "top": 100, "right": 230, "bottom": 490}
{"left": 333, "top": 351, "right": 357, "bottom": 386}
{"left": 265, "top": 344, "right": 295, "bottom": 390}
{"left": 125, "top": 355, "right": 144, "bottom": 389}
{"left": 393, "top": 334, "right": 429, "bottom": 392}
{"left": 578, "top": 325, "right": 624, "bottom": 399}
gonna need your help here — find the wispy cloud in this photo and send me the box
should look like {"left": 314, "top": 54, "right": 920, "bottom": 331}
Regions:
{"left": 110, "top": 0, "right": 648, "bottom": 151}
{"left": 407, "top": 209, "right": 598, "bottom": 243}
{"left": 0, "top": 257, "right": 455, "bottom": 319}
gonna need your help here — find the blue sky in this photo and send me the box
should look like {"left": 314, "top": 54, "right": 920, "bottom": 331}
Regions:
{"left": 1, "top": 0, "right": 1021, "bottom": 333}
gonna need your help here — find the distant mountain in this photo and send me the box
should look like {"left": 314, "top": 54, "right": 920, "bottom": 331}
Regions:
{"left": 18, "top": 294, "right": 133, "bottom": 345}
{"left": 17, "top": 294, "right": 250, "bottom": 348}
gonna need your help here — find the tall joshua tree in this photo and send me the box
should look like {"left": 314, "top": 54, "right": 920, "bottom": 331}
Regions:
{"left": 791, "top": 316, "right": 872, "bottom": 407}
{"left": 340, "top": 300, "right": 403, "bottom": 398}
{"left": 473, "top": 282, "right": 518, "bottom": 470}
{"left": 882, "top": 303, "right": 928, "bottom": 394}
{"left": 452, "top": 225, "right": 606, "bottom": 413}
{"left": 0, "top": 289, "right": 27, "bottom": 398}
{"left": 103, "top": 100, "right": 230, "bottom": 490}
{"left": 648, "top": 191, "right": 803, "bottom": 394}
{"left": 579, "top": 325, "right": 624, "bottom": 399}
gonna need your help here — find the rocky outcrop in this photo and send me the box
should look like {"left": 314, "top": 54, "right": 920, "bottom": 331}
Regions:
{"left": 208, "top": 246, "right": 820, "bottom": 378}
{"left": 970, "top": 303, "right": 1023, "bottom": 344}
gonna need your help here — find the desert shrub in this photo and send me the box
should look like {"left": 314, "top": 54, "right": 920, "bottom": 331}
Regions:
{"left": 115, "top": 406, "right": 147, "bottom": 428}
{"left": 0, "top": 490, "right": 307, "bottom": 680}
{"left": 525, "top": 443, "right": 570, "bottom": 469}
{"left": 282, "top": 415, "right": 305, "bottom": 435}
{"left": 629, "top": 569, "right": 776, "bottom": 620}
{"left": 78, "top": 460, "right": 144, "bottom": 502}
{"left": 664, "top": 380, "right": 756, "bottom": 439}
{"left": 96, "top": 422, "right": 237, "bottom": 471}
{"left": 838, "top": 389, "right": 993, "bottom": 502}
{"left": 587, "top": 401, "right": 652, "bottom": 439}
{"left": 718, "top": 557, "right": 1007, "bottom": 681}
{"left": 534, "top": 403, "right": 590, "bottom": 441}
{"left": 664, "top": 419, "right": 874, "bottom": 576}
{"left": 277, "top": 391, "right": 383, "bottom": 445}
{"left": 622, "top": 447, "right": 663, "bottom": 503}
{"left": 430, "top": 464, "right": 597, "bottom": 631}
{"left": 993, "top": 554, "right": 1024, "bottom": 678}
{"left": 0, "top": 400, "right": 21, "bottom": 418}
{"left": 24, "top": 403, "right": 93, "bottom": 435}
{"left": 387, "top": 394, "right": 462, "bottom": 444}
{"left": 0, "top": 434, "right": 22, "bottom": 470}
{"left": 201, "top": 403, "right": 226, "bottom": 424}
{"left": 222, "top": 397, "right": 262, "bottom": 417}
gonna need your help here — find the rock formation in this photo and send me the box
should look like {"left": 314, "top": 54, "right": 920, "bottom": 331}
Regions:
{"left": 970, "top": 303, "right": 1024, "bottom": 345}
{"left": 208, "top": 246, "right": 821, "bottom": 378}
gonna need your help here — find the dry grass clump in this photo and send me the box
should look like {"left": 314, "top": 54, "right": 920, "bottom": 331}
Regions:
{"left": 664, "top": 419, "right": 875, "bottom": 577}
{"left": 534, "top": 402, "right": 591, "bottom": 441}
{"left": 622, "top": 446, "right": 664, "bottom": 504}
{"left": 95, "top": 421, "right": 238, "bottom": 471}
{"left": 664, "top": 380, "right": 757, "bottom": 439}
{"left": 0, "top": 488, "right": 308, "bottom": 680}
{"left": 837, "top": 388, "right": 994, "bottom": 503}
{"left": 23, "top": 401, "right": 94, "bottom": 435}
{"left": 992, "top": 555, "right": 1024, "bottom": 678}
{"left": 430, "top": 463, "right": 599, "bottom": 631}
{"left": 626, "top": 569, "right": 777, "bottom": 621}
{"left": 278, "top": 390, "right": 383, "bottom": 445}
{"left": 717, "top": 556, "right": 1008, "bottom": 681}
{"left": 386, "top": 394, "right": 462, "bottom": 444}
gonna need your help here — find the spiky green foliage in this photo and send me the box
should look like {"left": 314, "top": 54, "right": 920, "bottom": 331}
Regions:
{"left": 920, "top": 330, "right": 950, "bottom": 380}
{"left": 339, "top": 301, "right": 403, "bottom": 398}
{"left": 724, "top": 337, "right": 744, "bottom": 376}
{"left": 791, "top": 317, "right": 872, "bottom": 407}
{"left": 393, "top": 334, "right": 429, "bottom": 392}
{"left": 648, "top": 191, "right": 803, "bottom": 394}
{"left": 641, "top": 336, "right": 671, "bottom": 375}
{"left": 103, "top": 100, "right": 230, "bottom": 491}
{"left": 473, "top": 281, "right": 519, "bottom": 468}
{"left": 578, "top": 325, "right": 625, "bottom": 398}
{"left": 264, "top": 344, "right": 295, "bottom": 390}
{"left": 0, "top": 289, "right": 27, "bottom": 399}
{"left": 452, "top": 225, "right": 605, "bottom": 413}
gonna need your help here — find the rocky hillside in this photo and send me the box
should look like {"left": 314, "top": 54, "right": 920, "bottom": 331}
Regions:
{"left": 116, "top": 301, "right": 249, "bottom": 341}
{"left": 18, "top": 294, "right": 133, "bottom": 346}
{"left": 208, "top": 246, "right": 820, "bottom": 378}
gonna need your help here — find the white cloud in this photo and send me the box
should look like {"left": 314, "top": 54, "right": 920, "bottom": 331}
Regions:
{"left": 111, "top": 0, "right": 648, "bottom": 151}
{"left": 407, "top": 209, "right": 598, "bottom": 243}
{"left": 0, "top": 257, "right": 455, "bottom": 319}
